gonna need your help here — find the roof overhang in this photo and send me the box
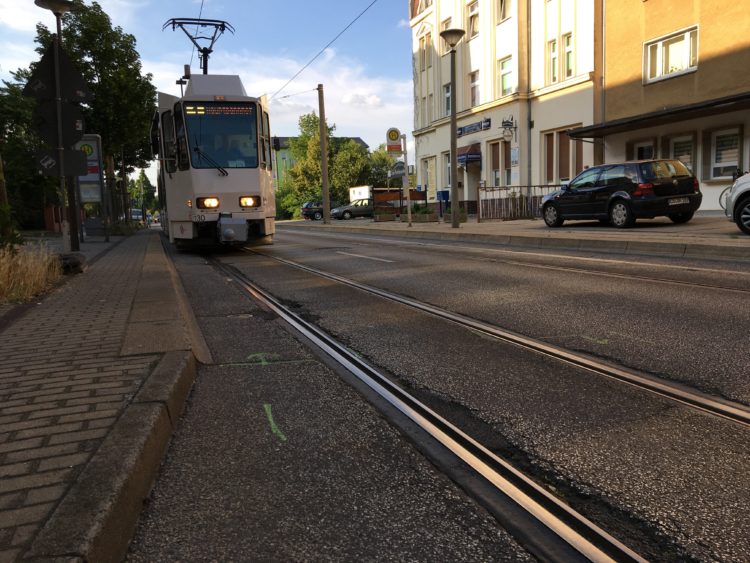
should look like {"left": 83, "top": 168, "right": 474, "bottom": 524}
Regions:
{"left": 457, "top": 143, "right": 481, "bottom": 165}
{"left": 567, "top": 91, "right": 750, "bottom": 139}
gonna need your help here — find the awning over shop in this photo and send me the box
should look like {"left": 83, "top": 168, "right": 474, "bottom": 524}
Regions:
{"left": 567, "top": 91, "right": 750, "bottom": 139}
{"left": 457, "top": 143, "right": 481, "bottom": 165}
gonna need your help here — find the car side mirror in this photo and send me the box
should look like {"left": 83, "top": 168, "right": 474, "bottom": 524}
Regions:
{"left": 561, "top": 183, "right": 570, "bottom": 191}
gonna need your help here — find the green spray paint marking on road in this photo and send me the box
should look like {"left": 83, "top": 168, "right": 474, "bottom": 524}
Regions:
{"left": 264, "top": 404, "right": 287, "bottom": 442}
{"left": 582, "top": 336, "right": 609, "bottom": 345}
{"left": 247, "top": 352, "right": 281, "bottom": 366}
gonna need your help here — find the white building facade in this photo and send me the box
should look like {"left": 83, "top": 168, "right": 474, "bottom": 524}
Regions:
{"left": 410, "top": 0, "right": 597, "bottom": 209}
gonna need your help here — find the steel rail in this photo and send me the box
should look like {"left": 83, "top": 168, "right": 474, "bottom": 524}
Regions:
{"left": 251, "top": 250, "right": 750, "bottom": 429}
{"left": 212, "top": 257, "right": 646, "bottom": 562}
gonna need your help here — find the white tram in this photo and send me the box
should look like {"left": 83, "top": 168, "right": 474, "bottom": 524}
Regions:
{"left": 151, "top": 74, "right": 275, "bottom": 246}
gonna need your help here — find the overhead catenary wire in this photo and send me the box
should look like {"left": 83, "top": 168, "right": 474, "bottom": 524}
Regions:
{"left": 270, "top": 0, "right": 380, "bottom": 100}
{"left": 189, "top": 0, "right": 206, "bottom": 67}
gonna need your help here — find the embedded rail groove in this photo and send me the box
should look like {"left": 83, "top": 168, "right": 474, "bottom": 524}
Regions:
{"left": 211, "top": 257, "right": 646, "bottom": 562}
{"left": 250, "top": 250, "right": 750, "bottom": 429}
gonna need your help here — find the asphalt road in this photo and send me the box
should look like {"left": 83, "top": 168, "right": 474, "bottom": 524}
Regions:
{"left": 129, "top": 228, "right": 750, "bottom": 562}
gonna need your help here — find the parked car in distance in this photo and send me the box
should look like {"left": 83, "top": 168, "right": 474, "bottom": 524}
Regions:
{"left": 725, "top": 172, "right": 750, "bottom": 235}
{"left": 331, "top": 198, "right": 374, "bottom": 220}
{"left": 541, "top": 159, "right": 702, "bottom": 228}
{"left": 300, "top": 200, "right": 340, "bottom": 221}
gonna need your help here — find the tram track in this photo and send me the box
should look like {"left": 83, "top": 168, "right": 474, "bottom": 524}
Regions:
{"left": 247, "top": 249, "right": 750, "bottom": 429}
{"left": 209, "top": 256, "right": 648, "bottom": 563}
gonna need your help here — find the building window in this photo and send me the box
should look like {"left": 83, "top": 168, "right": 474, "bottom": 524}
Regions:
{"left": 503, "top": 141, "right": 512, "bottom": 184}
{"left": 544, "top": 129, "right": 584, "bottom": 183}
{"left": 425, "top": 32, "right": 432, "bottom": 68}
{"left": 443, "top": 152, "right": 451, "bottom": 187}
{"left": 410, "top": 0, "right": 433, "bottom": 18}
{"left": 563, "top": 33, "right": 573, "bottom": 78}
{"left": 427, "top": 93, "right": 433, "bottom": 124}
{"left": 712, "top": 129, "right": 739, "bottom": 179}
{"left": 421, "top": 96, "right": 427, "bottom": 127}
{"left": 547, "top": 40, "right": 558, "bottom": 84}
{"left": 467, "top": 1, "right": 479, "bottom": 38}
{"left": 670, "top": 136, "right": 694, "bottom": 170}
{"left": 490, "top": 142, "right": 500, "bottom": 186}
{"left": 645, "top": 27, "right": 698, "bottom": 83}
{"left": 443, "top": 84, "right": 451, "bottom": 116}
{"left": 635, "top": 141, "right": 654, "bottom": 160}
{"left": 497, "top": 57, "right": 513, "bottom": 97}
{"left": 441, "top": 18, "right": 452, "bottom": 53}
{"left": 497, "top": 0, "right": 509, "bottom": 22}
{"left": 470, "top": 70, "right": 480, "bottom": 107}
{"left": 419, "top": 35, "right": 427, "bottom": 71}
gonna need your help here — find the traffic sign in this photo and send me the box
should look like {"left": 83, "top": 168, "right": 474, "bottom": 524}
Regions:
{"left": 23, "top": 43, "right": 93, "bottom": 102}
{"left": 34, "top": 100, "right": 85, "bottom": 147}
{"left": 388, "top": 161, "right": 406, "bottom": 178}
{"left": 75, "top": 134, "right": 104, "bottom": 203}
{"left": 36, "top": 148, "right": 87, "bottom": 177}
{"left": 386, "top": 127, "right": 402, "bottom": 153}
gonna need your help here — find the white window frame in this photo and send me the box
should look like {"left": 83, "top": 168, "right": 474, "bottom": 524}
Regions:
{"left": 644, "top": 26, "right": 698, "bottom": 84}
{"left": 497, "top": 0, "right": 510, "bottom": 22}
{"left": 443, "top": 152, "right": 451, "bottom": 187}
{"left": 470, "top": 70, "right": 480, "bottom": 107}
{"left": 443, "top": 83, "right": 451, "bottom": 116}
{"left": 711, "top": 128, "right": 740, "bottom": 179}
{"left": 467, "top": 1, "right": 479, "bottom": 39}
{"left": 547, "top": 39, "right": 558, "bottom": 84}
{"left": 440, "top": 18, "right": 452, "bottom": 54}
{"left": 497, "top": 56, "right": 513, "bottom": 97}
{"left": 563, "top": 33, "right": 574, "bottom": 79}
{"left": 425, "top": 32, "right": 432, "bottom": 68}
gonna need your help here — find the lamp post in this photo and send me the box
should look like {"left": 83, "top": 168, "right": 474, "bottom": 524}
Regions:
{"left": 440, "top": 28, "right": 465, "bottom": 228}
{"left": 35, "top": 0, "right": 75, "bottom": 251}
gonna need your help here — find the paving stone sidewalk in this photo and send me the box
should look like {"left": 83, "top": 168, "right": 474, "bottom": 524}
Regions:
{"left": 0, "top": 230, "right": 193, "bottom": 562}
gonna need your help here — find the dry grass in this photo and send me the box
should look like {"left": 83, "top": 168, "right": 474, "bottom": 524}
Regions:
{"left": 0, "top": 243, "right": 62, "bottom": 304}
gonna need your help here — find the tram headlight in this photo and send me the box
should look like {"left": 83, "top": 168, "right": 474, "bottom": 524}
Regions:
{"left": 239, "top": 196, "right": 260, "bottom": 208}
{"left": 197, "top": 197, "right": 220, "bottom": 209}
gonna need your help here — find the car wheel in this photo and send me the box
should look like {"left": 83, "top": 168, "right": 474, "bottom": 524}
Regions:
{"left": 668, "top": 211, "right": 694, "bottom": 224}
{"left": 735, "top": 197, "right": 750, "bottom": 235}
{"left": 543, "top": 204, "right": 564, "bottom": 227}
{"left": 343, "top": 210, "right": 353, "bottom": 220}
{"left": 609, "top": 200, "right": 635, "bottom": 228}
{"left": 313, "top": 211, "right": 323, "bottom": 221}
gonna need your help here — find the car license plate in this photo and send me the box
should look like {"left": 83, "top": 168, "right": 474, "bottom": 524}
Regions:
{"left": 668, "top": 197, "right": 690, "bottom": 206}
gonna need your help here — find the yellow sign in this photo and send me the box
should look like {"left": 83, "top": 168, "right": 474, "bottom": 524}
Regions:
{"left": 386, "top": 127, "right": 400, "bottom": 142}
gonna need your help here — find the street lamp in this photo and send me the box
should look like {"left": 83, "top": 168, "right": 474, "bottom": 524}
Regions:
{"left": 35, "top": 0, "right": 76, "bottom": 252}
{"left": 440, "top": 28, "right": 465, "bottom": 228}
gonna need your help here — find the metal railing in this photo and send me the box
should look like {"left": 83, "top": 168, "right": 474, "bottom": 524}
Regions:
{"left": 478, "top": 185, "right": 561, "bottom": 221}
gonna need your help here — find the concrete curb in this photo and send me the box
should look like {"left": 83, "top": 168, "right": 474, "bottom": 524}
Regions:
{"left": 282, "top": 222, "right": 750, "bottom": 263}
{"left": 25, "top": 351, "right": 196, "bottom": 563}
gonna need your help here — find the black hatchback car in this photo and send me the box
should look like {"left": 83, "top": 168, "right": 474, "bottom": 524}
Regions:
{"left": 300, "top": 200, "right": 340, "bottom": 221}
{"left": 541, "top": 159, "right": 702, "bottom": 228}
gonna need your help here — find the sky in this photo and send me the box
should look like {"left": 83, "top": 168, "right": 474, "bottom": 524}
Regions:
{"left": 0, "top": 0, "right": 416, "bottom": 181}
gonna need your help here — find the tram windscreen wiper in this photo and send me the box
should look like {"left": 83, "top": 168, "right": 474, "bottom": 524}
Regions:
{"left": 193, "top": 145, "right": 229, "bottom": 176}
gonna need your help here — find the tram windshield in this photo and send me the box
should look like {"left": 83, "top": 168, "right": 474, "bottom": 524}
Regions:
{"left": 184, "top": 102, "right": 259, "bottom": 169}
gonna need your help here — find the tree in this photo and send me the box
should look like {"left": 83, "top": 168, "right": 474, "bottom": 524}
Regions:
{"left": 330, "top": 139, "right": 370, "bottom": 192}
{"left": 128, "top": 169, "right": 156, "bottom": 211}
{"left": 0, "top": 69, "right": 58, "bottom": 232}
{"left": 35, "top": 0, "right": 156, "bottom": 176}
{"left": 368, "top": 144, "right": 397, "bottom": 189}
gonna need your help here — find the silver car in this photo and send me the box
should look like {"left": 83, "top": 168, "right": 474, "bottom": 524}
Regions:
{"left": 725, "top": 173, "right": 750, "bottom": 235}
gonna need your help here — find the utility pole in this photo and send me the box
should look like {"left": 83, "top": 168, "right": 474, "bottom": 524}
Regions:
{"left": 317, "top": 84, "right": 330, "bottom": 224}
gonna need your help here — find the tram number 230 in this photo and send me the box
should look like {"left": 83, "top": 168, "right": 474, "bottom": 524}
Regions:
{"left": 191, "top": 214, "right": 206, "bottom": 223}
